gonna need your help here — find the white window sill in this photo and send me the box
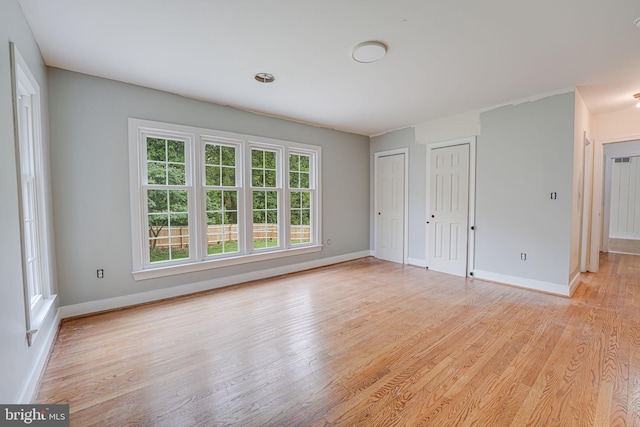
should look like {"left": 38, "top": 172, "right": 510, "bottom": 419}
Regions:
{"left": 28, "top": 294, "right": 57, "bottom": 345}
{"left": 133, "top": 244, "right": 323, "bottom": 281}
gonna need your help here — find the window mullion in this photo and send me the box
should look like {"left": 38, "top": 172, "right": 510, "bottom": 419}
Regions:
{"left": 244, "top": 143, "right": 254, "bottom": 254}
{"left": 275, "top": 147, "right": 283, "bottom": 250}
{"left": 191, "top": 136, "right": 203, "bottom": 262}
{"left": 283, "top": 148, "right": 291, "bottom": 248}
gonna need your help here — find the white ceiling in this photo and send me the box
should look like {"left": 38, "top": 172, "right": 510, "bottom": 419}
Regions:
{"left": 17, "top": 0, "right": 640, "bottom": 136}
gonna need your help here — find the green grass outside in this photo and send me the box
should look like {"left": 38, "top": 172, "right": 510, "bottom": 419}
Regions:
{"left": 150, "top": 247, "right": 190, "bottom": 263}
{"left": 151, "top": 238, "right": 312, "bottom": 262}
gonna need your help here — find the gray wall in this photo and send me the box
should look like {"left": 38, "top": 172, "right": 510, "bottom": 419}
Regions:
{"left": 48, "top": 68, "right": 370, "bottom": 306}
{"left": 475, "top": 93, "right": 575, "bottom": 286}
{"left": 370, "top": 127, "right": 427, "bottom": 263}
{"left": 0, "top": 0, "right": 58, "bottom": 403}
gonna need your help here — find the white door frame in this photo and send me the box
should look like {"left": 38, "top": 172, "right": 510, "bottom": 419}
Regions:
{"left": 579, "top": 133, "right": 592, "bottom": 272}
{"left": 374, "top": 148, "right": 409, "bottom": 264}
{"left": 590, "top": 134, "right": 640, "bottom": 272}
{"left": 425, "top": 137, "right": 476, "bottom": 275}
{"left": 602, "top": 145, "right": 640, "bottom": 251}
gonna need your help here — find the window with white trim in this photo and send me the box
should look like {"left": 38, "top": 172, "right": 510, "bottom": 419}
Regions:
{"left": 251, "top": 146, "right": 281, "bottom": 250}
{"left": 129, "top": 119, "right": 322, "bottom": 279}
{"left": 11, "top": 43, "right": 56, "bottom": 345}
{"left": 289, "top": 152, "right": 314, "bottom": 245}
{"left": 145, "top": 135, "right": 192, "bottom": 264}
{"left": 204, "top": 140, "right": 241, "bottom": 256}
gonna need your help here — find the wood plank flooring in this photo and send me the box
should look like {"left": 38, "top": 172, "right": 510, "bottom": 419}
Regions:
{"left": 36, "top": 254, "right": 640, "bottom": 426}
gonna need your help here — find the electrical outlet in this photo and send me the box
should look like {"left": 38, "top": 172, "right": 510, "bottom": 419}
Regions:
{"left": 520, "top": 253, "right": 527, "bottom": 261}
{"left": 97, "top": 269, "right": 104, "bottom": 279}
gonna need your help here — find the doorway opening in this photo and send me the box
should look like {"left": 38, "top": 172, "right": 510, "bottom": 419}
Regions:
{"left": 604, "top": 151, "right": 640, "bottom": 256}
{"left": 590, "top": 137, "right": 640, "bottom": 271}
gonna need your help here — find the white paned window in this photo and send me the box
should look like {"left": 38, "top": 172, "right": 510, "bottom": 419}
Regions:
{"left": 251, "top": 146, "right": 281, "bottom": 250}
{"left": 289, "top": 152, "right": 316, "bottom": 245}
{"left": 12, "top": 43, "right": 56, "bottom": 345}
{"left": 203, "top": 140, "right": 242, "bottom": 257}
{"left": 129, "top": 119, "right": 322, "bottom": 280}
{"left": 144, "top": 135, "right": 193, "bottom": 266}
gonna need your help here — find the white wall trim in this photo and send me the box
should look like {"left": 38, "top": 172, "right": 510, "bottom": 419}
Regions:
{"left": 609, "top": 232, "right": 640, "bottom": 240}
{"left": 18, "top": 308, "right": 59, "bottom": 403}
{"left": 591, "top": 140, "right": 604, "bottom": 271}
{"left": 473, "top": 269, "right": 571, "bottom": 297}
{"left": 133, "top": 245, "right": 323, "bottom": 281}
{"left": 407, "top": 257, "right": 427, "bottom": 268}
{"left": 597, "top": 134, "right": 640, "bottom": 145}
{"left": 373, "top": 148, "right": 409, "bottom": 264}
{"left": 580, "top": 132, "right": 593, "bottom": 272}
{"left": 60, "top": 251, "right": 371, "bottom": 319}
{"left": 569, "top": 271, "right": 582, "bottom": 296}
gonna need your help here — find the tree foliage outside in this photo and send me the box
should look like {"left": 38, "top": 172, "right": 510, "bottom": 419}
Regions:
{"left": 206, "top": 189, "right": 239, "bottom": 254}
{"left": 205, "top": 144, "right": 239, "bottom": 254}
{"left": 252, "top": 149, "right": 278, "bottom": 248}
{"left": 289, "top": 154, "right": 310, "bottom": 189}
{"left": 252, "top": 149, "right": 277, "bottom": 188}
{"left": 205, "top": 143, "right": 236, "bottom": 186}
{"left": 289, "top": 154, "right": 311, "bottom": 244}
{"left": 145, "top": 143, "right": 315, "bottom": 261}
{"left": 146, "top": 137, "right": 189, "bottom": 262}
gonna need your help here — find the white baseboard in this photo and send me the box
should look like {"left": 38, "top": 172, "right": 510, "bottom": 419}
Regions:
{"left": 407, "top": 257, "right": 427, "bottom": 268}
{"left": 60, "top": 251, "right": 371, "bottom": 319}
{"left": 609, "top": 233, "right": 640, "bottom": 241}
{"left": 569, "top": 271, "right": 582, "bottom": 296}
{"left": 19, "top": 306, "right": 60, "bottom": 403}
{"left": 473, "top": 270, "right": 571, "bottom": 297}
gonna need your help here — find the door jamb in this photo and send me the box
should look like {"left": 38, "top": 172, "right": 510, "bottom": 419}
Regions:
{"left": 580, "top": 133, "right": 592, "bottom": 272}
{"left": 373, "top": 148, "right": 409, "bottom": 264}
{"left": 590, "top": 134, "right": 640, "bottom": 272}
{"left": 425, "top": 137, "right": 476, "bottom": 276}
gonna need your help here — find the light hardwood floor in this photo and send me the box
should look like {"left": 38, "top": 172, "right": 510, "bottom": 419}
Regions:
{"left": 37, "top": 254, "right": 640, "bottom": 426}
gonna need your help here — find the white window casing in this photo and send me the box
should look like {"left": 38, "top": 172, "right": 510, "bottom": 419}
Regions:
{"left": 11, "top": 43, "right": 56, "bottom": 345}
{"left": 129, "top": 119, "right": 322, "bottom": 280}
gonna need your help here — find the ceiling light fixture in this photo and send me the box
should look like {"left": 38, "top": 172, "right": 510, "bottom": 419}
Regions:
{"left": 255, "top": 73, "right": 275, "bottom": 83}
{"left": 634, "top": 16, "right": 640, "bottom": 28}
{"left": 352, "top": 41, "right": 387, "bottom": 63}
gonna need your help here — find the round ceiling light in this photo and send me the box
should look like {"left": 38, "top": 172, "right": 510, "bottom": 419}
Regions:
{"left": 255, "top": 73, "right": 275, "bottom": 83}
{"left": 352, "top": 41, "right": 387, "bottom": 63}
